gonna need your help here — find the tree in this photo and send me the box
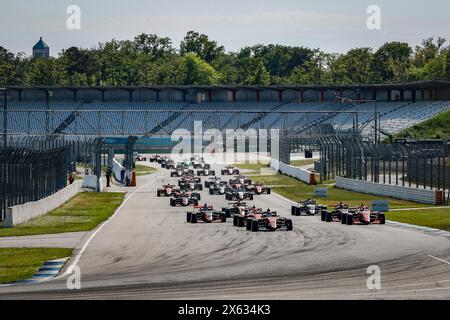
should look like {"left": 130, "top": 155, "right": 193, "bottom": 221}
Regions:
{"left": 248, "top": 61, "right": 270, "bottom": 85}
{"left": 180, "top": 31, "right": 225, "bottom": 64}
{"left": 371, "top": 42, "right": 412, "bottom": 82}
{"left": 26, "top": 58, "right": 59, "bottom": 85}
{"left": 0, "top": 46, "right": 26, "bottom": 85}
{"left": 133, "top": 33, "right": 174, "bottom": 60}
{"left": 182, "top": 53, "right": 219, "bottom": 85}
{"left": 329, "top": 48, "right": 374, "bottom": 84}
{"left": 446, "top": 51, "right": 450, "bottom": 79}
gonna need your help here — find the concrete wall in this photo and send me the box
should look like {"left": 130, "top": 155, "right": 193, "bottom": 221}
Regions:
{"left": 336, "top": 176, "right": 444, "bottom": 205}
{"left": 4, "top": 182, "right": 82, "bottom": 228}
{"left": 271, "top": 159, "right": 317, "bottom": 185}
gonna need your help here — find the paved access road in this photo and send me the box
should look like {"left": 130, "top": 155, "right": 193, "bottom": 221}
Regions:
{"left": 0, "top": 161, "right": 449, "bottom": 299}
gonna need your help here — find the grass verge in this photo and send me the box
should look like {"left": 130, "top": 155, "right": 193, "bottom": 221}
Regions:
{"left": 134, "top": 164, "right": 156, "bottom": 176}
{"left": 290, "top": 159, "right": 316, "bottom": 167}
{"left": 386, "top": 208, "right": 450, "bottom": 231}
{"left": 0, "top": 192, "right": 125, "bottom": 237}
{"left": 0, "top": 248, "right": 72, "bottom": 284}
{"left": 250, "top": 173, "right": 433, "bottom": 209}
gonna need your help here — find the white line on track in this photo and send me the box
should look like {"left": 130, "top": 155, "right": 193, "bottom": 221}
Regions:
{"left": 429, "top": 255, "right": 450, "bottom": 265}
{"left": 55, "top": 172, "right": 161, "bottom": 279}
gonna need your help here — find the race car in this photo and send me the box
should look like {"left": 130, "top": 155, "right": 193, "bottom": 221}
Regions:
{"left": 221, "top": 165, "right": 240, "bottom": 176}
{"left": 291, "top": 199, "right": 327, "bottom": 216}
{"left": 209, "top": 182, "right": 229, "bottom": 195}
{"left": 233, "top": 207, "right": 266, "bottom": 227}
{"left": 197, "top": 168, "right": 216, "bottom": 176}
{"left": 322, "top": 203, "right": 349, "bottom": 222}
{"left": 179, "top": 180, "right": 203, "bottom": 192}
{"left": 157, "top": 184, "right": 180, "bottom": 197}
{"left": 191, "top": 156, "right": 210, "bottom": 169}
{"left": 178, "top": 175, "right": 201, "bottom": 186}
{"left": 223, "top": 201, "right": 254, "bottom": 218}
{"left": 161, "top": 159, "right": 175, "bottom": 169}
{"left": 170, "top": 167, "right": 194, "bottom": 177}
{"left": 228, "top": 176, "right": 253, "bottom": 189}
{"left": 204, "top": 176, "right": 222, "bottom": 188}
{"left": 149, "top": 155, "right": 160, "bottom": 163}
{"left": 170, "top": 192, "right": 200, "bottom": 207}
{"left": 225, "top": 188, "right": 254, "bottom": 201}
{"left": 249, "top": 183, "right": 271, "bottom": 195}
{"left": 187, "top": 205, "right": 227, "bottom": 223}
{"left": 136, "top": 155, "right": 147, "bottom": 161}
{"left": 343, "top": 206, "right": 386, "bottom": 225}
{"left": 246, "top": 210, "right": 293, "bottom": 232}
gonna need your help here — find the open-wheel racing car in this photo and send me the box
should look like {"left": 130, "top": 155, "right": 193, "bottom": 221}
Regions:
{"left": 291, "top": 199, "right": 327, "bottom": 216}
{"left": 209, "top": 181, "right": 229, "bottom": 195}
{"left": 322, "top": 203, "right": 349, "bottom": 222}
{"left": 197, "top": 168, "right": 216, "bottom": 176}
{"left": 225, "top": 188, "right": 254, "bottom": 201}
{"left": 246, "top": 210, "right": 293, "bottom": 232}
{"left": 222, "top": 201, "right": 252, "bottom": 218}
{"left": 157, "top": 184, "right": 180, "bottom": 197}
{"left": 205, "top": 176, "right": 222, "bottom": 188}
{"left": 228, "top": 176, "right": 253, "bottom": 189}
{"left": 187, "top": 205, "right": 227, "bottom": 223}
{"left": 170, "top": 166, "right": 194, "bottom": 177}
{"left": 342, "top": 206, "right": 386, "bottom": 225}
{"left": 170, "top": 192, "right": 200, "bottom": 207}
{"left": 221, "top": 165, "right": 240, "bottom": 176}
{"left": 149, "top": 155, "right": 161, "bottom": 163}
{"left": 249, "top": 182, "right": 271, "bottom": 195}
{"left": 179, "top": 180, "right": 203, "bottom": 192}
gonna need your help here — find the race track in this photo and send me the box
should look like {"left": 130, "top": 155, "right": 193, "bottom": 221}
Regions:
{"left": 0, "top": 162, "right": 449, "bottom": 300}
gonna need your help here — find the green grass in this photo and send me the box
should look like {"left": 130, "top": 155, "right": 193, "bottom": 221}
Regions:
{"left": 386, "top": 208, "right": 450, "bottom": 231}
{"left": 134, "top": 165, "right": 156, "bottom": 176}
{"left": 0, "top": 248, "right": 72, "bottom": 284}
{"left": 392, "top": 108, "right": 450, "bottom": 141}
{"left": 290, "top": 159, "right": 316, "bottom": 167}
{"left": 250, "top": 173, "right": 432, "bottom": 209}
{"left": 235, "top": 162, "right": 270, "bottom": 174}
{"left": 0, "top": 192, "right": 125, "bottom": 237}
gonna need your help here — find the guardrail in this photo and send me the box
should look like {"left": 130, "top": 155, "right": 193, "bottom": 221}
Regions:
{"left": 336, "top": 176, "right": 445, "bottom": 205}
{"left": 271, "top": 159, "right": 317, "bottom": 185}
{"left": 4, "top": 181, "right": 82, "bottom": 227}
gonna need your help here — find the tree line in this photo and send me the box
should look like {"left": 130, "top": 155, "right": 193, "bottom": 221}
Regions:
{"left": 1, "top": 31, "right": 450, "bottom": 86}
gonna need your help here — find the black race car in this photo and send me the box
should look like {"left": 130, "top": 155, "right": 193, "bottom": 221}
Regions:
{"left": 322, "top": 203, "right": 349, "bottom": 222}
{"left": 180, "top": 181, "right": 203, "bottom": 192}
{"left": 221, "top": 165, "right": 240, "bottom": 176}
{"left": 170, "top": 192, "right": 200, "bottom": 207}
{"left": 209, "top": 182, "right": 229, "bottom": 195}
{"left": 225, "top": 189, "right": 254, "bottom": 201}
{"left": 187, "top": 205, "right": 227, "bottom": 223}
{"left": 291, "top": 199, "right": 327, "bottom": 216}
{"left": 197, "top": 168, "right": 216, "bottom": 176}
{"left": 157, "top": 184, "right": 180, "bottom": 197}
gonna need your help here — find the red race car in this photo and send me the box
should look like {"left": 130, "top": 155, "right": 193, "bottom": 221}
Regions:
{"left": 221, "top": 165, "right": 240, "bottom": 176}
{"left": 343, "top": 206, "right": 386, "bottom": 225}
{"left": 157, "top": 184, "right": 179, "bottom": 197}
{"left": 187, "top": 205, "right": 227, "bottom": 224}
{"left": 246, "top": 210, "right": 293, "bottom": 232}
{"left": 249, "top": 182, "right": 271, "bottom": 195}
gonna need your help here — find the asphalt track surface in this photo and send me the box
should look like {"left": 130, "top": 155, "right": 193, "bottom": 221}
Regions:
{"left": 0, "top": 162, "right": 449, "bottom": 300}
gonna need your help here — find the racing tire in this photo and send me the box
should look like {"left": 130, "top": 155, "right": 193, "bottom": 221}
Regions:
{"left": 238, "top": 216, "right": 245, "bottom": 228}
{"left": 225, "top": 209, "right": 231, "bottom": 218}
{"left": 325, "top": 212, "right": 332, "bottom": 222}
{"left": 250, "top": 194, "right": 254, "bottom": 201}
{"left": 209, "top": 188, "right": 213, "bottom": 195}
{"left": 286, "top": 219, "right": 293, "bottom": 231}
{"left": 233, "top": 216, "right": 238, "bottom": 227}
{"left": 157, "top": 190, "right": 161, "bottom": 197}
{"left": 251, "top": 220, "right": 259, "bottom": 232}
{"left": 267, "top": 188, "right": 271, "bottom": 195}
{"left": 205, "top": 182, "right": 210, "bottom": 188}
{"left": 170, "top": 199, "right": 175, "bottom": 207}
{"left": 341, "top": 213, "right": 348, "bottom": 224}
{"left": 186, "top": 212, "right": 192, "bottom": 223}
{"left": 346, "top": 215, "right": 354, "bottom": 225}
{"left": 221, "top": 214, "right": 227, "bottom": 223}
{"left": 221, "top": 170, "right": 225, "bottom": 175}
{"left": 190, "top": 213, "right": 198, "bottom": 223}
{"left": 246, "top": 218, "right": 253, "bottom": 230}
{"left": 199, "top": 185, "right": 203, "bottom": 191}
{"left": 291, "top": 206, "right": 296, "bottom": 216}
{"left": 194, "top": 200, "right": 199, "bottom": 206}
{"left": 379, "top": 214, "right": 386, "bottom": 225}
{"left": 235, "top": 170, "right": 240, "bottom": 175}
{"left": 321, "top": 211, "right": 326, "bottom": 221}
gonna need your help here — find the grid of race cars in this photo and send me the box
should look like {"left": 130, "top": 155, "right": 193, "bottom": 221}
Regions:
{"left": 150, "top": 155, "right": 385, "bottom": 232}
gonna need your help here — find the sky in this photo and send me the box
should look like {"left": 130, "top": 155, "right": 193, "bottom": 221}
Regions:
{"left": 1, "top": 0, "right": 450, "bottom": 56}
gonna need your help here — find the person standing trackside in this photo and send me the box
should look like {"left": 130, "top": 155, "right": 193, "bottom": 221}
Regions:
{"left": 106, "top": 167, "right": 112, "bottom": 187}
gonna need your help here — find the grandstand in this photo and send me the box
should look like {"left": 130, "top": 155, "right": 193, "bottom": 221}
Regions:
{"left": 1, "top": 81, "right": 450, "bottom": 139}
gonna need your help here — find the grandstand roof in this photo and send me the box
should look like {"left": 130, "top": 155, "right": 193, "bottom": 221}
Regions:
{"left": 6, "top": 80, "right": 450, "bottom": 92}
